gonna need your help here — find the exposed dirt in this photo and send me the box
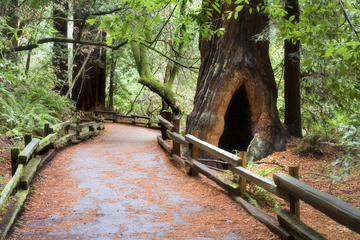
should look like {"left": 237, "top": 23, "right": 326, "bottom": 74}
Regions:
{"left": 8, "top": 124, "right": 276, "bottom": 240}
{"left": 248, "top": 137, "right": 360, "bottom": 240}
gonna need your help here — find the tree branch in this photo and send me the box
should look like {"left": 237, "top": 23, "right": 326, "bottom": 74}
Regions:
{"left": 340, "top": 0, "right": 359, "bottom": 40}
{"left": 149, "top": 5, "right": 177, "bottom": 46}
{"left": 11, "top": 38, "right": 128, "bottom": 52}
{"left": 140, "top": 42, "right": 199, "bottom": 72}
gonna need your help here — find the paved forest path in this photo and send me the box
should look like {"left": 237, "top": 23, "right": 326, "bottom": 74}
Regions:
{"left": 10, "top": 124, "right": 275, "bottom": 240}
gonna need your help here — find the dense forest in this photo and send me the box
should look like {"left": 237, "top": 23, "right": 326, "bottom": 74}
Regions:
{"left": 0, "top": 0, "right": 360, "bottom": 238}
{"left": 1, "top": 0, "right": 359, "bottom": 164}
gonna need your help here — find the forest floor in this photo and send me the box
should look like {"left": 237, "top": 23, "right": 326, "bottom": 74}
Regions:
{"left": 0, "top": 127, "right": 359, "bottom": 239}
{"left": 244, "top": 137, "right": 360, "bottom": 240}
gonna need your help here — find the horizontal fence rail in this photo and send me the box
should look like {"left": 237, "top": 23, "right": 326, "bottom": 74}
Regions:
{"left": 94, "top": 110, "right": 158, "bottom": 129}
{"left": 0, "top": 117, "right": 104, "bottom": 240}
{"left": 157, "top": 111, "right": 360, "bottom": 240}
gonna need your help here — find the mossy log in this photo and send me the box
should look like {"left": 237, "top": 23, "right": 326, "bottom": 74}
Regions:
{"left": 0, "top": 164, "right": 24, "bottom": 211}
{"left": 20, "top": 157, "right": 41, "bottom": 190}
{"left": 0, "top": 189, "right": 30, "bottom": 240}
{"left": 131, "top": 42, "right": 181, "bottom": 115}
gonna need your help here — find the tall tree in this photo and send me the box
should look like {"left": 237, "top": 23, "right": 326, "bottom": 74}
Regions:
{"left": 53, "top": 0, "right": 68, "bottom": 94}
{"left": 108, "top": 50, "right": 117, "bottom": 110}
{"left": 284, "top": 0, "right": 301, "bottom": 137}
{"left": 186, "top": 0, "right": 286, "bottom": 162}
{"left": 1, "top": 0, "right": 19, "bottom": 61}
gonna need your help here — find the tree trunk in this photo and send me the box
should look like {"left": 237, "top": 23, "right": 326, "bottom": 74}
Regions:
{"left": 284, "top": 0, "right": 301, "bottom": 137}
{"left": 2, "top": 0, "right": 19, "bottom": 61}
{"left": 186, "top": 1, "right": 286, "bottom": 162}
{"left": 130, "top": 42, "right": 181, "bottom": 115}
{"left": 71, "top": 11, "right": 107, "bottom": 111}
{"left": 53, "top": 0, "right": 68, "bottom": 94}
{"left": 108, "top": 50, "right": 116, "bottom": 110}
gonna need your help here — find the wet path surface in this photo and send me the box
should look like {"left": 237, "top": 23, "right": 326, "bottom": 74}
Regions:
{"left": 10, "top": 124, "right": 274, "bottom": 240}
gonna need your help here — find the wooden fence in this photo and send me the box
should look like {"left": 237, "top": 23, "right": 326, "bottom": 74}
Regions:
{"left": 94, "top": 110, "right": 159, "bottom": 129}
{"left": 0, "top": 119, "right": 104, "bottom": 240}
{"left": 157, "top": 112, "right": 360, "bottom": 240}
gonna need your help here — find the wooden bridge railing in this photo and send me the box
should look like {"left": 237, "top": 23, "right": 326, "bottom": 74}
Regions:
{"left": 94, "top": 110, "right": 158, "bottom": 129}
{"left": 0, "top": 118, "right": 104, "bottom": 239}
{"left": 157, "top": 112, "right": 360, "bottom": 240}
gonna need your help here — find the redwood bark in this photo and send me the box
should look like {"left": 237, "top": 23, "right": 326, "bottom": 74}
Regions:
{"left": 284, "top": 0, "right": 301, "bottom": 137}
{"left": 71, "top": 11, "right": 107, "bottom": 111}
{"left": 186, "top": 1, "right": 286, "bottom": 161}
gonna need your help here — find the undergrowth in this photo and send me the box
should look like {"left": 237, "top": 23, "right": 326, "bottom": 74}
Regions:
{"left": 0, "top": 63, "right": 75, "bottom": 140}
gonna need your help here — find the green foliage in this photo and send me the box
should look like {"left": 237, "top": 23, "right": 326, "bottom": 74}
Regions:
{"left": 0, "top": 60, "right": 74, "bottom": 139}
{"left": 264, "top": 0, "right": 360, "bottom": 146}
{"left": 330, "top": 118, "right": 360, "bottom": 183}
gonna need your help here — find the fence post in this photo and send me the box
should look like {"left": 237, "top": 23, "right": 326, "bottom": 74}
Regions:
{"left": 11, "top": 148, "right": 19, "bottom": 176}
{"left": 44, "top": 123, "right": 51, "bottom": 137}
{"left": 160, "top": 111, "right": 171, "bottom": 140}
{"left": 24, "top": 134, "right": 32, "bottom": 146}
{"left": 172, "top": 116, "right": 181, "bottom": 156}
{"left": 289, "top": 165, "right": 300, "bottom": 218}
{"left": 186, "top": 130, "right": 199, "bottom": 176}
{"left": 76, "top": 121, "right": 80, "bottom": 139}
{"left": 240, "top": 152, "right": 247, "bottom": 194}
{"left": 113, "top": 112, "right": 117, "bottom": 123}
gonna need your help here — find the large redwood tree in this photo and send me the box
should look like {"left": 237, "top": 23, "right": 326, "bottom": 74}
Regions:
{"left": 186, "top": 0, "right": 287, "bottom": 162}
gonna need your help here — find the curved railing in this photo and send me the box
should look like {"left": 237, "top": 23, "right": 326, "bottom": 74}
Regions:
{"left": 0, "top": 118, "right": 104, "bottom": 239}
{"left": 157, "top": 111, "right": 360, "bottom": 240}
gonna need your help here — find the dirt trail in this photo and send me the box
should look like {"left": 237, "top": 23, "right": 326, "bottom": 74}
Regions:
{"left": 10, "top": 123, "right": 276, "bottom": 240}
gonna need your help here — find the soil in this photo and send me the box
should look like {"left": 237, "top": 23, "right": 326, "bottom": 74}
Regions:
{"left": 247, "top": 137, "right": 360, "bottom": 240}
{"left": 0, "top": 126, "right": 358, "bottom": 239}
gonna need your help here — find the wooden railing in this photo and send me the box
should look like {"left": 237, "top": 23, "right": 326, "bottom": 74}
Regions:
{"left": 157, "top": 112, "right": 360, "bottom": 240}
{"left": 94, "top": 110, "right": 158, "bottom": 129}
{"left": 0, "top": 119, "right": 104, "bottom": 240}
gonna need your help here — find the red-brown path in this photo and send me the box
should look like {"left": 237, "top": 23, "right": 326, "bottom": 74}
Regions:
{"left": 10, "top": 123, "right": 276, "bottom": 240}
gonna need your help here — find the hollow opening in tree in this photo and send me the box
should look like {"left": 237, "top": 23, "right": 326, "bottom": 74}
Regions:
{"left": 218, "top": 85, "right": 253, "bottom": 154}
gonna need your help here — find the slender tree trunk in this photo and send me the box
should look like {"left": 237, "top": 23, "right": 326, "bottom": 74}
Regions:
{"left": 67, "top": 0, "right": 74, "bottom": 89}
{"left": 71, "top": 4, "right": 107, "bottom": 111}
{"left": 284, "top": 0, "right": 301, "bottom": 137}
{"left": 161, "top": 0, "right": 187, "bottom": 112}
{"left": 2, "top": 0, "right": 19, "bottom": 61}
{"left": 186, "top": 1, "right": 286, "bottom": 162}
{"left": 53, "top": 0, "right": 68, "bottom": 94}
{"left": 25, "top": 50, "right": 32, "bottom": 74}
{"left": 108, "top": 50, "right": 117, "bottom": 110}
